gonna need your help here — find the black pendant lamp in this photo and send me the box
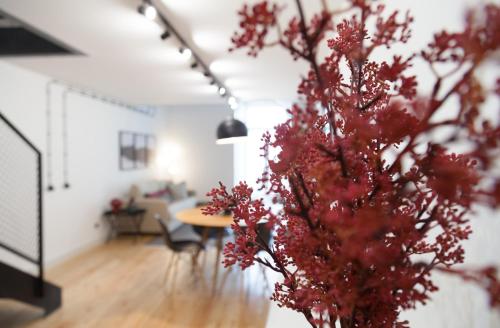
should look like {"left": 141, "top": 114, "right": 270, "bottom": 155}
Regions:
{"left": 216, "top": 117, "right": 248, "bottom": 145}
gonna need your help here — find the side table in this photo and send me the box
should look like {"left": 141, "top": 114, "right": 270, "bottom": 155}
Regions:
{"left": 103, "top": 207, "right": 146, "bottom": 242}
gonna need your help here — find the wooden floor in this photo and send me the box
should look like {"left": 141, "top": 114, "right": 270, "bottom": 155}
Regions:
{"left": 0, "top": 237, "right": 270, "bottom": 328}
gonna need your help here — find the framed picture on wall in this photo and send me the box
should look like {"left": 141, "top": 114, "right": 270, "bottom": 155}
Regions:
{"left": 146, "top": 135, "right": 156, "bottom": 167}
{"left": 119, "top": 131, "right": 156, "bottom": 170}
{"left": 119, "top": 131, "right": 135, "bottom": 170}
{"left": 134, "top": 134, "right": 147, "bottom": 169}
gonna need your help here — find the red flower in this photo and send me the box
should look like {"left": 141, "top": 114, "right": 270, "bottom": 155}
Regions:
{"left": 205, "top": 1, "right": 500, "bottom": 327}
{"left": 230, "top": 1, "right": 281, "bottom": 57}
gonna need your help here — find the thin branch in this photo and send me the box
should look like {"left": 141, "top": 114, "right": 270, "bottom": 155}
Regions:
{"left": 321, "top": 0, "right": 329, "bottom": 12}
{"left": 279, "top": 40, "right": 309, "bottom": 59}
{"left": 295, "top": 0, "right": 325, "bottom": 89}
{"left": 358, "top": 93, "right": 382, "bottom": 111}
{"left": 255, "top": 257, "right": 281, "bottom": 273}
{"left": 296, "top": 169, "right": 314, "bottom": 207}
{"left": 289, "top": 174, "right": 316, "bottom": 231}
{"left": 388, "top": 66, "right": 476, "bottom": 173}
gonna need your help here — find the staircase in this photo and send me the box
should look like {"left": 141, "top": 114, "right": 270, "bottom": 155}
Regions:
{"left": 0, "top": 111, "right": 61, "bottom": 315}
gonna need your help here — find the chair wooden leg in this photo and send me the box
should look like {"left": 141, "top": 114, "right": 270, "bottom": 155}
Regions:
{"left": 239, "top": 267, "right": 247, "bottom": 303}
{"left": 163, "top": 252, "right": 177, "bottom": 286}
{"left": 170, "top": 254, "right": 181, "bottom": 293}
{"left": 215, "top": 266, "right": 232, "bottom": 296}
{"left": 191, "top": 251, "right": 198, "bottom": 275}
{"left": 260, "top": 263, "right": 271, "bottom": 294}
{"left": 197, "top": 228, "right": 209, "bottom": 273}
{"left": 201, "top": 248, "right": 207, "bottom": 273}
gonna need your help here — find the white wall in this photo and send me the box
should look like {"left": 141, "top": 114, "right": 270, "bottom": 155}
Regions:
{"left": 266, "top": 0, "right": 500, "bottom": 327}
{"left": 375, "top": 0, "right": 500, "bottom": 326}
{"left": 0, "top": 60, "right": 168, "bottom": 270}
{"left": 160, "top": 104, "right": 234, "bottom": 201}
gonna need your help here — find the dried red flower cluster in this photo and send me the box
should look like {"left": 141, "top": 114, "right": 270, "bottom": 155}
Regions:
{"left": 205, "top": 1, "right": 500, "bottom": 327}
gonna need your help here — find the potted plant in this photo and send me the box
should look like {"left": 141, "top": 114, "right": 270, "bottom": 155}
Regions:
{"left": 205, "top": 1, "right": 500, "bottom": 326}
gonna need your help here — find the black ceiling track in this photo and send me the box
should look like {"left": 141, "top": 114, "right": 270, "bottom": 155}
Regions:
{"left": 0, "top": 8, "right": 82, "bottom": 56}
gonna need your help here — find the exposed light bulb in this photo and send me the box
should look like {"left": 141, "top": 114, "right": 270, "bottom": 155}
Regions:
{"left": 218, "top": 87, "right": 226, "bottom": 96}
{"left": 228, "top": 96, "right": 238, "bottom": 109}
{"left": 179, "top": 47, "right": 192, "bottom": 60}
{"left": 139, "top": 3, "right": 157, "bottom": 20}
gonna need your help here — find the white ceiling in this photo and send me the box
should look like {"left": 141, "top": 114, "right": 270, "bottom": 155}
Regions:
{"left": 0, "top": 0, "right": 482, "bottom": 106}
{"left": 0, "top": 0, "right": 317, "bottom": 106}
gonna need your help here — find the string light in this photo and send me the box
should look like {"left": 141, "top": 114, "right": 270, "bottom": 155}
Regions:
{"left": 218, "top": 87, "right": 227, "bottom": 96}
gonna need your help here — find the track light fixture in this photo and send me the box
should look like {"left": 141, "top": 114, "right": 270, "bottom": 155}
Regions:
{"left": 228, "top": 96, "right": 239, "bottom": 110}
{"left": 138, "top": 1, "right": 157, "bottom": 20}
{"left": 138, "top": 1, "right": 234, "bottom": 104}
{"left": 179, "top": 46, "right": 192, "bottom": 59}
{"left": 160, "top": 30, "right": 171, "bottom": 40}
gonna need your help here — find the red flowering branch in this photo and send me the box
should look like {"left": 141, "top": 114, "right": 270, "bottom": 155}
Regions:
{"left": 206, "top": 1, "right": 500, "bottom": 327}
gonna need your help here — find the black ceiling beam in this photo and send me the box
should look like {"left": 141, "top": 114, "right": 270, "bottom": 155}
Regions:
{"left": 0, "top": 8, "right": 82, "bottom": 57}
{"left": 0, "top": 28, "right": 73, "bottom": 56}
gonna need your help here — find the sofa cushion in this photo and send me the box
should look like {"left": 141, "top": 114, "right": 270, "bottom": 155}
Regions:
{"left": 130, "top": 180, "right": 171, "bottom": 200}
{"left": 167, "top": 196, "right": 197, "bottom": 231}
{"left": 138, "top": 180, "right": 168, "bottom": 195}
{"left": 145, "top": 189, "right": 168, "bottom": 198}
{"left": 168, "top": 196, "right": 197, "bottom": 216}
{"left": 169, "top": 182, "right": 189, "bottom": 200}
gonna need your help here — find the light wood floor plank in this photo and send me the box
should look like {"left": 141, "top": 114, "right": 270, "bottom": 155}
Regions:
{"left": 0, "top": 237, "right": 270, "bottom": 328}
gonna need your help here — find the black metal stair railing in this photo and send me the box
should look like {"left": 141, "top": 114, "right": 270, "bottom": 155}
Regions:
{"left": 0, "top": 110, "right": 44, "bottom": 295}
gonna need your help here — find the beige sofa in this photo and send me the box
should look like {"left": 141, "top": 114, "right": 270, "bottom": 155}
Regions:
{"left": 129, "top": 181, "right": 197, "bottom": 233}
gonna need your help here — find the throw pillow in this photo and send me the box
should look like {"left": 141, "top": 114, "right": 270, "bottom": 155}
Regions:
{"left": 144, "top": 189, "right": 168, "bottom": 198}
{"left": 169, "top": 182, "right": 189, "bottom": 200}
{"left": 160, "top": 192, "right": 174, "bottom": 203}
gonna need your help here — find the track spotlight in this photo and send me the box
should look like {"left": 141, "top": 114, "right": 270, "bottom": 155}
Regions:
{"left": 138, "top": 1, "right": 157, "bottom": 20}
{"left": 160, "top": 30, "right": 171, "bottom": 40}
{"left": 228, "top": 96, "right": 238, "bottom": 109}
{"left": 218, "top": 87, "right": 227, "bottom": 96}
{"left": 179, "top": 46, "right": 192, "bottom": 59}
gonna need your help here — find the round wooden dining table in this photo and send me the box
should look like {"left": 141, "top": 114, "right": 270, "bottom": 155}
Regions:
{"left": 176, "top": 206, "right": 234, "bottom": 292}
{"left": 176, "top": 206, "right": 234, "bottom": 228}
